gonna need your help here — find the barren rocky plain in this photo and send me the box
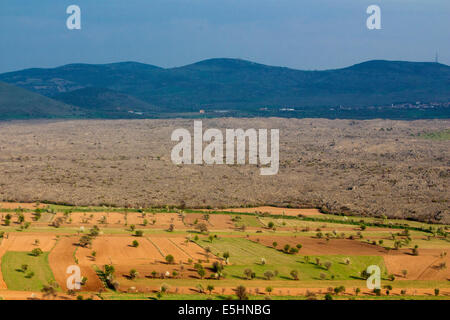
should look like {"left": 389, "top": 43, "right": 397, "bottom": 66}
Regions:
{"left": 0, "top": 118, "right": 448, "bottom": 224}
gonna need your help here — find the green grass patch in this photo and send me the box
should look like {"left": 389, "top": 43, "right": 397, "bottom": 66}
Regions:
{"left": 418, "top": 129, "right": 450, "bottom": 141}
{"left": 233, "top": 215, "right": 264, "bottom": 228}
{"left": 195, "top": 237, "right": 387, "bottom": 281}
{"left": 1, "top": 251, "right": 56, "bottom": 291}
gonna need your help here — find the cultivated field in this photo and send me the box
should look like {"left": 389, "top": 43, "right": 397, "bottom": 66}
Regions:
{"left": 0, "top": 203, "right": 448, "bottom": 300}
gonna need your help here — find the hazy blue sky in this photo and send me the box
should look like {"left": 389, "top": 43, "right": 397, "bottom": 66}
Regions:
{"left": 0, "top": 0, "right": 449, "bottom": 73}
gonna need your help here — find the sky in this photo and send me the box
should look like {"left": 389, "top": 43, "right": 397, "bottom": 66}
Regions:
{"left": 0, "top": 0, "right": 449, "bottom": 73}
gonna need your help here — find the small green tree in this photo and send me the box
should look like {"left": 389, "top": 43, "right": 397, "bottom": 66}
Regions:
{"left": 207, "top": 285, "right": 214, "bottom": 295}
{"left": 30, "top": 248, "right": 43, "bottom": 257}
{"left": 197, "top": 268, "right": 206, "bottom": 279}
{"left": 129, "top": 269, "right": 139, "bottom": 280}
{"left": 135, "top": 230, "right": 143, "bottom": 237}
{"left": 165, "top": 254, "right": 175, "bottom": 264}
{"left": 244, "top": 268, "right": 253, "bottom": 280}
{"left": 264, "top": 270, "right": 274, "bottom": 280}
{"left": 223, "top": 251, "right": 230, "bottom": 264}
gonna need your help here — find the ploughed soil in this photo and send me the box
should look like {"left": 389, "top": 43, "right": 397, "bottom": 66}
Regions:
{"left": 247, "top": 235, "right": 394, "bottom": 255}
{"left": 383, "top": 249, "right": 450, "bottom": 281}
{"left": 49, "top": 236, "right": 103, "bottom": 291}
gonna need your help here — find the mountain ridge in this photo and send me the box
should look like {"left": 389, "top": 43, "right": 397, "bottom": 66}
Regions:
{"left": 0, "top": 58, "right": 449, "bottom": 120}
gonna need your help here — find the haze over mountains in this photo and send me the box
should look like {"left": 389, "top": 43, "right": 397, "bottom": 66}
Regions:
{"left": 0, "top": 59, "right": 449, "bottom": 120}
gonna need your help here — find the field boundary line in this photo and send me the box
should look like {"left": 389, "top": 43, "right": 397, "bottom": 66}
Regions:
{"left": 168, "top": 238, "right": 194, "bottom": 259}
{"left": 146, "top": 237, "right": 165, "bottom": 258}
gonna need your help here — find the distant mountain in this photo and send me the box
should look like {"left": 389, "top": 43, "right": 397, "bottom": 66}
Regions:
{"left": 0, "top": 81, "right": 82, "bottom": 120}
{"left": 1, "top": 59, "right": 449, "bottom": 119}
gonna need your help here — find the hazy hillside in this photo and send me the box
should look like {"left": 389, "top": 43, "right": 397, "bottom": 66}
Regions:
{"left": 0, "top": 81, "right": 82, "bottom": 120}
{"left": 53, "top": 87, "right": 167, "bottom": 118}
{"left": 1, "top": 59, "right": 450, "bottom": 119}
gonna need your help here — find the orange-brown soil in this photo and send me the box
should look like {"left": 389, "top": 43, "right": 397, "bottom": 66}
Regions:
{"left": 49, "top": 236, "right": 103, "bottom": 292}
{"left": 383, "top": 249, "right": 450, "bottom": 281}
{"left": 0, "top": 234, "right": 57, "bottom": 252}
{"left": 248, "top": 235, "right": 394, "bottom": 255}
{"left": 0, "top": 202, "right": 45, "bottom": 210}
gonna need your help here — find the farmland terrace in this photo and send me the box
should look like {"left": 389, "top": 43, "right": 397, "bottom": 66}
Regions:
{"left": 0, "top": 203, "right": 448, "bottom": 300}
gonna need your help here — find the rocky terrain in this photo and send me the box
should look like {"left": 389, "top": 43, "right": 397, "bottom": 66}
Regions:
{"left": 0, "top": 118, "right": 448, "bottom": 223}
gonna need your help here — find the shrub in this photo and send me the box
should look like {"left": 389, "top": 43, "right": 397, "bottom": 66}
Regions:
{"left": 197, "top": 268, "right": 206, "bottom": 279}
{"left": 334, "top": 286, "right": 345, "bottom": 295}
{"left": 79, "top": 235, "right": 92, "bottom": 248}
{"left": 207, "top": 285, "right": 214, "bottom": 294}
{"left": 165, "top": 254, "right": 175, "bottom": 264}
{"left": 212, "top": 261, "right": 223, "bottom": 273}
{"left": 129, "top": 269, "right": 138, "bottom": 280}
{"left": 235, "top": 285, "right": 248, "bottom": 300}
{"left": 30, "top": 248, "right": 43, "bottom": 257}
{"left": 264, "top": 270, "right": 274, "bottom": 280}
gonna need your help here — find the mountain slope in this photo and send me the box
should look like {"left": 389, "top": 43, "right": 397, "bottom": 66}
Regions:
{"left": 53, "top": 87, "right": 166, "bottom": 118}
{"left": 1, "top": 59, "right": 450, "bottom": 117}
{"left": 0, "top": 81, "right": 82, "bottom": 120}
